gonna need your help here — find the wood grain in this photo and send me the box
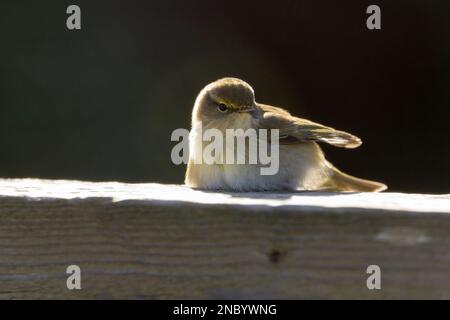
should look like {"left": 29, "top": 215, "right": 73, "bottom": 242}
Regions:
{"left": 0, "top": 179, "right": 449, "bottom": 299}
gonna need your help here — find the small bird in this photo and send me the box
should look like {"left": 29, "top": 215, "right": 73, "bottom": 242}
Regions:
{"left": 185, "top": 77, "right": 387, "bottom": 192}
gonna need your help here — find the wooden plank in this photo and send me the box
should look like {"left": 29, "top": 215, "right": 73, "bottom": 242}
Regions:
{"left": 0, "top": 179, "right": 449, "bottom": 299}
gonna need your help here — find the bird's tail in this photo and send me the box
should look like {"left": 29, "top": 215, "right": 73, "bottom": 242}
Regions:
{"left": 323, "top": 163, "right": 387, "bottom": 192}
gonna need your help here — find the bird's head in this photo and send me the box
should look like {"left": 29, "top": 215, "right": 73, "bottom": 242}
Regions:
{"left": 192, "top": 77, "right": 257, "bottom": 124}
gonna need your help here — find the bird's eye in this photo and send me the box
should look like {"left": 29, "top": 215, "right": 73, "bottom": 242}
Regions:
{"left": 217, "top": 103, "right": 228, "bottom": 112}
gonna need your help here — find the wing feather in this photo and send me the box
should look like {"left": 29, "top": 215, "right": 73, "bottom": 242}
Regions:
{"left": 257, "top": 103, "right": 362, "bottom": 148}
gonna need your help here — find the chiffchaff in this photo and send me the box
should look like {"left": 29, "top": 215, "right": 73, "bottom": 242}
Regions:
{"left": 185, "top": 77, "right": 386, "bottom": 192}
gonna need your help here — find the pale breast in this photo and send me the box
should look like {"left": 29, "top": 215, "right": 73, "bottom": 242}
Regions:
{"left": 185, "top": 116, "right": 330, "bottom": 191}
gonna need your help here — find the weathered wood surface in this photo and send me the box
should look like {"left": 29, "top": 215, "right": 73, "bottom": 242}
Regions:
{"left": 0, "top": 178, "right": 449, "bottom": 299}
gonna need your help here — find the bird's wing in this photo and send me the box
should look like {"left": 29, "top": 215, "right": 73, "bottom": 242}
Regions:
{"left": 257, "top": 104, "right": 362, "bottom": 148}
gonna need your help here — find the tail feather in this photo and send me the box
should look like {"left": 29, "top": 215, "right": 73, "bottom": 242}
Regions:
{"left": 324, "top": 165, "right": 387, "bottom": 192}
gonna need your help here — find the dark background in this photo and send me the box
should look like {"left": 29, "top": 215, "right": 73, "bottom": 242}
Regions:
{"left": 0, "top": 0, "right": 448, "bottom": 193}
